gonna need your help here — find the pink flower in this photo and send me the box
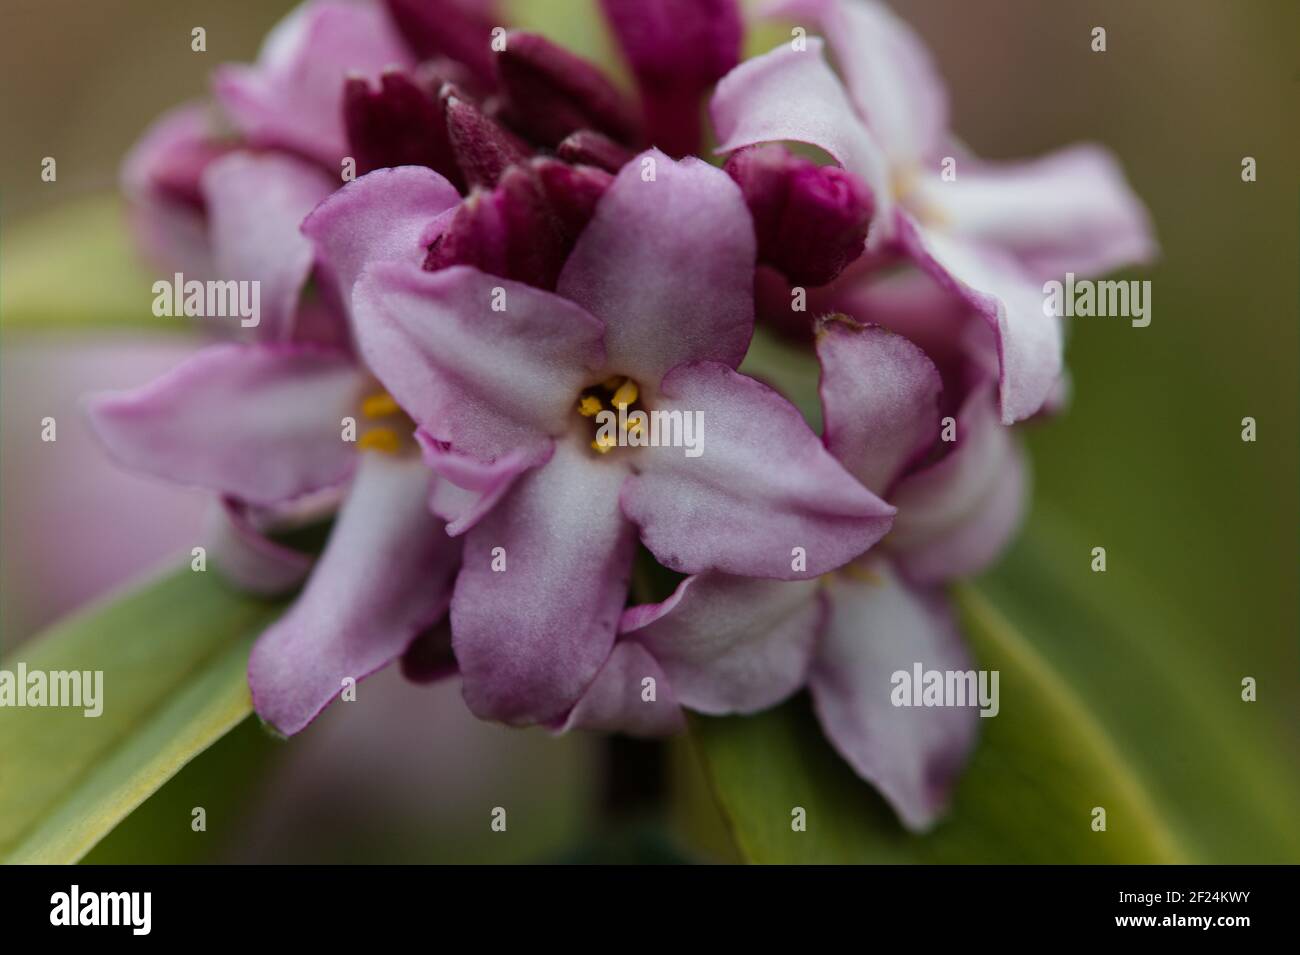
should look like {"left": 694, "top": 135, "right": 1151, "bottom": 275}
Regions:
{"left": 89, "top": 166, "right": 467, "bottom": 736}
{"left": 710, "top": 0, "right": 1156, "bottom": 422}
{"left": 567, "top": 311, "right": 1025, "bottom": 831}
{"left": 314, "top": 151, "right": 897, "bottom": 726}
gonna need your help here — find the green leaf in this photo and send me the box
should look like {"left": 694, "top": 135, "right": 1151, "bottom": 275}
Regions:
{"left": 0, "top": 194, "right": 189, "bottom": 335}
{"left": 686, "top": 518, "right": 1286, "bottom": 863}
{"left": 0, "top": 567, "right": 283, "bottom": 863}
{"left": 739, "top": 327, "right": 824, "bottom": 432}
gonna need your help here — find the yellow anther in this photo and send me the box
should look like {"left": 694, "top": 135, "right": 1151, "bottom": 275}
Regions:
{"left": 611, "top": 378, "right": 638, "bottom": 409}
{"left": 591, "top": 432, "right": 617, "bottom": 454}
{"left": 358, "top": 427, "right": 401, "bottom": 454}
{"left": 577, "top": 394, "right": 603, "bottom": 417}
{"left": 362, "top": 392, "right": 400, "bottom": 418}
{"left": 623, "top": 416, "right": 644, "bottom": 436}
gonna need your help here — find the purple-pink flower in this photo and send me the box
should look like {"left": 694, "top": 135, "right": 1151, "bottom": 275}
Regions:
{"left": 712, "top": 0, "right": 1156, "bottom": 423}
{"left": 565, "top": 311, "right": 1022, "bottom": 830}
{"left": 85, "top": 0, "right": 1158, "bottom": 833}
{"left": 312, "top": 152, "right": 895, "bottom": 725}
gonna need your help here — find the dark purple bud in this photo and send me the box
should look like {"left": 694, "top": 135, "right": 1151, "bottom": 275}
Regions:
{"left": 556, "top": 129, "right": 635, "bottom": 173}
{"left": 344, "top": 72, "right": 464, "bottom": 189}
{"left": 413, "top": 55, "right": 491, "bottom": 104}
{"left": 384, "top": 0, "right": 501, "bottom": 85}
{"left": 443, "top": 88, "right": 532, "bottom": 189}
{"left": 726, "top": 145, "right": 874, "bottom": 287}
{"left": 425, "top": 157, "right": 611, "bottom": 289}
{"left": 600, "top": 0, "right": 743, "bottom": 156}
{"left": 531, "top": 157, "right": 613, "bottom": 237}
{"left": 495, "top": 31, "right": 640, "bottom": 147}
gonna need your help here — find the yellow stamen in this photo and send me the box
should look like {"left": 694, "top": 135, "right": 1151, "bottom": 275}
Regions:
{"left": 591, "top": 432, "right": 617, "bottom": 454}
{"left": 623, "top": 416, "right": 644, "bottom": 436}
{"left": 362, "top": 392, "right": 400, "bottom": 419}
{"left": 358, "top": 427, "right": 401, "bottom": 454}
{"left": 611, "top": 378, "right": 638, "bottom": 409}
{"left": 577, "top": 394, "right": 603, "bottom": 417}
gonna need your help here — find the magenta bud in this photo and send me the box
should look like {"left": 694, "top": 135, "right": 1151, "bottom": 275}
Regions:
{"left": 344, "top": 72, "right": 463, "bottom": 189}
{"left": 725, "top": 145, "right": 874, "bottom": 287}
{"left": 600, "top": 0, "right": 743, "bottom": 156}
{"left": 425, "top": 158, "right": 612, "bottom": 290}
{"left": 384, "top": 0, "right": 500, "bottom": 85}
{"left": 530, "top": 158, "right": 614, "bottom": 237}
{"left": 442, "top": 88, "right": 532, "bottom": 189}
{"left": 495, "top": 31, "right": 640, "bottom": 147}
{"left": 556, "top": 129, "right": 635, "bottom": 173}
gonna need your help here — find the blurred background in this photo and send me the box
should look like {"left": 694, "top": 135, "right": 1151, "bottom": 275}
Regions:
{"left": 1, "top": 0, "right": 1296, "bottom": 862}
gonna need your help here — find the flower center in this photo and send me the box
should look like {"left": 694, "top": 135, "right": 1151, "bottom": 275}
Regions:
{"left": 892, "top": 164, "right": 950, "bottom": 230}
{"left": 576, "top": 375, "right": 645, "bottom": 456}
{"left": 357, "top": 390, "right": 415, "bottom": 454}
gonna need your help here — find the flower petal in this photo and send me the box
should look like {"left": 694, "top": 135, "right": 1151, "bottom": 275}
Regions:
{"left": 898, "top": 215, "right": 1062, "bottom": 424}
{"left": 213, "top": 0, "right": 413, "bottom": 166}
{"left": 559, "top": 641, "right": 685, "bottom": 736}
{"left": 916, "top": 143, "right": 1157, "bottom": 281}
{"left": 201, "top": 151, "right": 337, "bottom": 342}
{"left": 622, "top": 361, "right": 894, "bottom": 580}
{"left": 302, "top": 164, "right": 462, "bottom": 309}
{"left": 599, "top": 0, "right": 743, "bottom": 156}
{"left": 203, "top": 497, "right": 314, "bottom": 596}
{"left": 121, "top": 103, "right": 226, "bottom": 277}
{"left": 87, "top": 343, "right": 363, "bottom": 506}
{"left": 249, "top": 452, "right": 459, "bottom": 735}
{"left": 888, "top": 385, "right": 1028, "bottom": 583}
{"left": 557, "top": 149, "right": 755, "bottom": 381}
{"left": 711, "top": 39, "right": 893, "bottom": 241}
{"left": 353, "top": 262, "right": 605, "bottom": 465}
{"left": 766, "top": 0, "right": 948, "bottom": 166}
{"left": 623, "top": 573, "right": 823, "bottom": 714}
{"left": 416, "top": 430, "right": 549, "bottom": 536}
{"left": 809, "top": 566, "right": 979, "bottom": 832}
{"left": 452, "top": 436, "right": 637, "bottom": 724}
{"left": 815, "top": 315, "right": 941, "bottom": 494}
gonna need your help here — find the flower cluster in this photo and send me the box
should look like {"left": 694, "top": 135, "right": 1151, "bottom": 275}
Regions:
{"left": 89, "top": 0, "right": 1154, "bottom": 830}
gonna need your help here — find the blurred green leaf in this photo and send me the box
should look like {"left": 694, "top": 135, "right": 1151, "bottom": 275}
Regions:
{"left": 739, "top": 327, "right": 824, "bottom": 432}
{"left": 0, "top": 195, "right": 187, "bottom": 334}
{"left": 0, "top": 566, "right": 283, "bottom": 863}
